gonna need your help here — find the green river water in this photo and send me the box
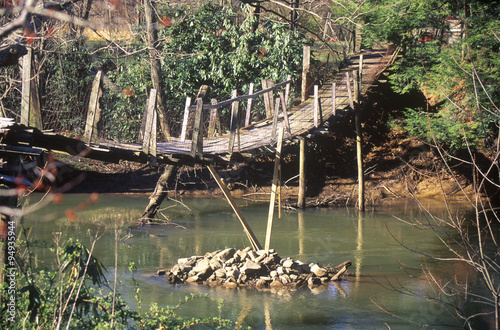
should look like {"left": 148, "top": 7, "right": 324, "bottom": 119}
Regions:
{"left": 21, "top": 193, "right": 471, "bottom": 329}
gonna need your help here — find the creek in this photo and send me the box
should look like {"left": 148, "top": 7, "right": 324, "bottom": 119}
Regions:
{"left": 22, "top": 193, "right": 469, "bottom": 329}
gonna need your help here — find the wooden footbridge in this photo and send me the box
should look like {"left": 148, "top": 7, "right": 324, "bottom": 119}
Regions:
{"left": 0, "top": 47, "right": 395, "bottom": 168}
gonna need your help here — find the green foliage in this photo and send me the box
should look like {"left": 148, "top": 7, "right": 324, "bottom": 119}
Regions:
{"left": 1, "top": 237, "right": 236, "bottom": 329}
{"left": 150, "top": 3, "right": 303, "bottom": 128}
{"left": 355, "top": 0, "right": 500, "bottom": 153}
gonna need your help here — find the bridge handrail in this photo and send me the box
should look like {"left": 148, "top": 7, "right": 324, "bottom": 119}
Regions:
{"left": 188, "top": 79, "right": 292, "bottom": 110}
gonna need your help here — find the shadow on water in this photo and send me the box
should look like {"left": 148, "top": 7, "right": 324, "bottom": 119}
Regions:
{"left": 22, "top": 194, "right": 468, "bottom": 329}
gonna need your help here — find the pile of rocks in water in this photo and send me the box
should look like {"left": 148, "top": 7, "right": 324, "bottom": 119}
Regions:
{"left": 157, "top": 247, "right": 351, "bottom": 291}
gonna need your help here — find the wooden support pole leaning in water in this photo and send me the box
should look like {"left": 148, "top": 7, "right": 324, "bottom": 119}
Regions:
{"left": 208, "top": 164, "right": 262, "bottom": 251}
{"left": 265, "top": 127, "right": 284, "bottom": 252}
{"left": 353, "top": 71, "right": 365, "bottom": 212}
{"left": 297, "top": 137, "right": 306, "bottom": 208}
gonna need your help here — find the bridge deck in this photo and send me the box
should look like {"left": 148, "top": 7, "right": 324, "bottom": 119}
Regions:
{"left": 1, "top": 48, "right": 393, "bottom": 165}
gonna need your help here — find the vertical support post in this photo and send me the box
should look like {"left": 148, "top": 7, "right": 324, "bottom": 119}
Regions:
{"left": 180, "top": 97, "right": 191, "bottom": 142}
{"left": 313, "top": 85, "right": 322, "bottom": 128}
{"left": 358, "top": 54, "right": 364, "bottom": 91}
{"left": 279, "top": 91, "right": 291, "bottom": 136}
{"left": 332, "top": 82, "right": 336, "bottom": 117}
{"left": 265, "top": 127, "right": 284, "bottom": 252}
{"left": 245, "top": 83, "right": 254, "bottom": 126}
{"left": 301, "top": 45, "right": 311, "bottom": 102}
{"left": 208, "top": 164, "right": 262, "bottom": 251}
{"left": 297, "top": 137, "right": 306, "bottom": 208}
{"left": 271, "top": 97, "right": 280, "bottom": 141}
{"left": 142, "top": 89, "right": 157, "bottom": 165}
{"left": 353, "top": 71, "right": 364, "bottom": 212}
{"left": 208, "top": 98, "right": 219, "bottom": 137}
{"left": 84, "top": 70, "right": 103, "bottom": 145}
{"left": 346, "top": 71, "right": 354, "bottom": 109}
{"left": 353, "top": 70, "right": 359, "bottom": 105}
{"left": 190, "top": 97, "right": 204, "bottom": 158}
{"left": 228, "top": 89, "right": 239, "bottom": 154}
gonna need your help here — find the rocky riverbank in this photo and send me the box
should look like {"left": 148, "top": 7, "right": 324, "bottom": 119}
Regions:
{"left": 157, "top": 247, "right": 351, "bottom": 291}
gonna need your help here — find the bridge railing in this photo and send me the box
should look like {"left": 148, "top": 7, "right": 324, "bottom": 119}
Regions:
{"left": 180, "top": 76, "right": 292, "bottom": 158}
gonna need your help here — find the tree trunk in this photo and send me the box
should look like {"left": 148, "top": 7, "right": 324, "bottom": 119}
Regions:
{"left": 137, "top": 164, "right": 178, "bottom": 225}
{"left": 144, "top": 0, "right": 171, "bottom": 140}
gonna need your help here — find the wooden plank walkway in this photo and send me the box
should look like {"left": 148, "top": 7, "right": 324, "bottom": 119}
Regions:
{"left": 0, "top": 48, "right": 394, "bottom": 165}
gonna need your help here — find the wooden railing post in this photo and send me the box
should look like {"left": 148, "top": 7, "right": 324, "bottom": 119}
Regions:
{"left": 302, "top": 45, "right": 311, "bottom": 102}
{"left": 207, "top": 98, "right": 220, "bottom": 137}
{"left": 271, "top": 97, "right": 280, "bottom": 142}
{"left": 353, "top": 70, "right": 359, "bottom": 104}
{"left": 279, "top": 91, "right": 291, "bottom": 136}
{"left": 285, "top": 74, "right": 291, "bottom": 107}
{"left": 20, "top": 48, "right": 42, "bottom": 129}
{"left": 180, "top": 97, "right": 191, "bottom": 142}
{"left": 261, "top": 79, "right": 274, "bottom": 118}
{"left": 313, "top": 85, "right": 322, "bottom": 127}
{"left": 359, "top": 54, "right": 364, "bottom": 90}
{"left": 190, "top": 97, "right": 204, "bottom": 158}
{"left": 84, "top": 70, "right": 103, "bottom": 145}
{"left": 346, "top": 71, "right": 354, "bottom": 109}
{"left": 245, "top": 83, "right": 254, "bottom": 126}
{"left": 142, "top": 89, "right": 157, "bottom": 165}
{"left": 228, "top": 89, "right": 240, "bottom": 154}
{"left": 332, "top": 82, "right": 337, "bottom": 117}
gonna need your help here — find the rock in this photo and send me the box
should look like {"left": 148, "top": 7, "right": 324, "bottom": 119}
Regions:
{"left": 270, "top": 270, "right": 278, "bottom": 278}
{"left": 214, "top": 248, "right": 235, "bottom": 262}
{"left": 282, "top": 258, "right": 294, "bottom": 268}
{"left": 308, "top": 277, "right": 322, "bottom": 287}
{"left": 193, "top": 258, "right": 211, "bottom": 273}
{"left": 310, "top": 264, "right": 327, "bottom": 277}
{"left": 226, "top": 268, "right": 239, "bottom": 280}
{"left": 280, "top": 274, "right": 291, "bottom": 285}
{"left": 263, "top": 254, "right": 281, "bottom": 266}
{"left": 224, "top": 257, "right": 235, "bottom": 266}
{"left": 157, "top": 270, "right": 166, "bottom": 276}
{"left": 241, "top": 259, "right": 263, "bottom": 276}
{"left": 247, "top": 250, "right": 258, "bottom": 261}
{"left": 270, "top": 279, "right": 284, "bottom": 288}
{"left": 277, "top": 266, "right": 284, "bottom": 275}
{"left": 177, "top": 257, "right": 190, "bottom": 264}
{"left": 255, "top": 278, "right": 268, "bottom": 289}
{"left": 214, "top": 268, "right": 226, "bottom": 279}
{"left": 186, "top": 276, "right": 199, "bottom": 283}
{"left": 209, "top": 259, "right": 223, "bottom": 270}
{"left": 223, "top": 282, "right": 238, "bottom": 288}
